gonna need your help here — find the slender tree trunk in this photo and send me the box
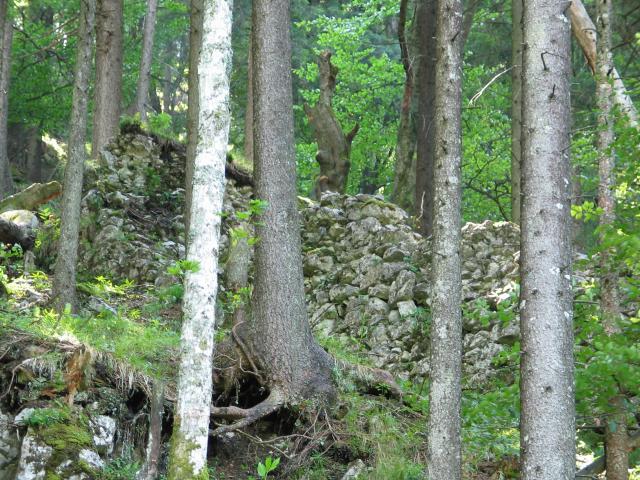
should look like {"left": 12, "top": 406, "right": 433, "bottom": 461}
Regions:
{"left": 0, "top": 3, "right": 13, "bottom": 199}
{"left": 460, "top": 0, "right": 478, "bottom": 52}
{"left": 162, "top": 41, "right": 178, "bottom": 116}
{"left": 135, "top": 0, "right": 158, "bottom": 122}
{"left": 52, "top": 0, "right": 95, "bottom": 311}
{"left": 243, "top": 24, "right": 253, "bottom": 164}
{"left": 139, "top": 382, "right": 164, "bottom": 480}
{"left": 25, "top": 126, "right": 42, "bottom": 183}
{"left": 510, "top": 0, "right": 522, "bottom": 224}
{"left": 183, "top": 0, "right": 203, "bottom": 235}
{"left": 519, "top": 1, "right": 575, "bottom": 478}
{"left": 426, "top": 0, "right": 463, "bottom": 478}
{"left": 92, "top": 0, "right": 123, "bottom": 157}
{"left": 166, "top": 0, "right": 232, "bottom": 477}
{"left": 249, "top": 0, "right": 334, "bottom": 401}
{"left": 391, "top": 0, "right": 416, "bottom": 211}
{"left": 415, "top": 0, "right": 437, "bottom": 236}
{"left": 596, "top": 0, "right": 628, "bottom": 477}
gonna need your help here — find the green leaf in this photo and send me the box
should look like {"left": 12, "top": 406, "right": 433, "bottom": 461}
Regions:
{"left": 257, "top": 462, "right": 266, "bottom": 478}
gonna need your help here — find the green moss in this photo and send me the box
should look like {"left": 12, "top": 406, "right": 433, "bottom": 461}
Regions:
{"left": 39, "top": 422, "right": 92, "bottom": 451}
{"left": 166, "top": 419, "right": 209, "bottom": 480}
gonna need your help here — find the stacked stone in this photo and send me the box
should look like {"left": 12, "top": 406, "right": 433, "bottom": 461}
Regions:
{"left": 79, "top": 133, "right": 252, "bottom": 286}
{"left": 302, "top": 192, "right": 522, "bottom": 384}
{"left": 77, "top": 133, "right": 523, "bottom": 386}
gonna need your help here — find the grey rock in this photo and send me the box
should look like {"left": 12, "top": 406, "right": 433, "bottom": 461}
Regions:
{"left": 15, "top": 431, "right": 53, "bottom": 480}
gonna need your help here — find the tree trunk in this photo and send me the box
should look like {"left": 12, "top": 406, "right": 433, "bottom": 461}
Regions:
{"left": 596, "top": 0, "right": 628, "bottom": 477}
{"left": 243, "top": 24, "right": 253, "bottom": 164}
{"left": 0, "top": 3, "right": 14, "bottom": 199}
{"left": 510, "top": 0, "right": 522, "bottom": 224}
{"left": 569, "top": 0, "right": 638, "bottom": 127}
{"left": 519, "top": 1, "right": 575, "bottom": 478}
{"left": 135, "top": 0, "right": 158, "bottom": 122}
{"left": 304, "top": 51, "right": 359, "bottom": 195}
{"left": 139, "top": 382, "right": 164, "bottom": 480}
{"left": 460, "top": 0, "right": 479, "bottom": 52}
{"left": 25, "top": 126, "right": 42, "bottom": 183}
{"left": 92, "top": 0, "right": 123, "bottom": 157}
{"left": 391, "top": 0, "right": 416, "bottom": 212}
{"left": 53, "top": 0, "right": 95, "bottom": 311}
{"left": 183, "top": 0, "right": 203, "bottom": 235}
{"left": 426, "top": 0, "right": 463, "bottom": 478}
{"left": 166, "top": 0, "right": 232, "bottom": 476}
{"left": 248, "top": 0, "right": 335, "bottom": 402}
{"left": 415, "top": 0, "right": 436, "bottom": 236}
{"left": 162, "top": 41, "right": 177, "bottom": 116}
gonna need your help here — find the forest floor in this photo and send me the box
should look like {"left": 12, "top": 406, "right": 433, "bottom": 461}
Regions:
{"left": 0, "top": 266, "right": 528, "bottom": 479}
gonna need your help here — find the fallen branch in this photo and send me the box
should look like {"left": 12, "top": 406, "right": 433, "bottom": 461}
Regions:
{"left": 569, "top": 0, "right": 638, "bottom": 127}
{"left": 0, "top": 181, "right": 62, "bottom": 213}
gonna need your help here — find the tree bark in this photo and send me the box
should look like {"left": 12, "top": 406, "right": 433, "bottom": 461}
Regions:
{"left": 183, "top": 0, "right": 203, "bottom": 235}
{"left": 519, "top": 1, "right": 575, "bottom": 478}
{"left": 0, "top": 3, "right": 14, "bottom": 199}
{"left": 249, "top": 0, "right": 335, "bottom": 402}
{"left": 52, "top": 0, "right": 95, "bottom": 311}
{"left": 415, "top": 0, "right": 437, "bottom": 236}
{"left": 391, "top": 0, "right": 416, "bottom": 212}
{"left": 569, "top": 0, "right": 638, "bottom": 127}
{"left": 304, "top": 51, "right": 358, "bottom": 195}
{"left": 139, "top": 382, "right": 164, "bottom": 480}
{"left": 25, "top": 126, "right": 42, "bottom": 183}
{"left": 596, "top": 0, "right": 628, "bottom": 477}
{"left": 135, "top": 0, "right": 158, "bottom": 122}
{"left": 510, "top": 0, "right": 522, "bottom": 224}
{"left": 243, "top": 24, "right": 253, "bottom": 164}
{"left": 460, "top": 0, "right": 479, "bottom": 52}
{"left": 166, "top": 0, "right": 232, "bottom": 476}
{"left": 426, "top": 0, "right": 463, "bottom": 478}
{"left": 92, "top": 0, "right": 123, "bottom": 157}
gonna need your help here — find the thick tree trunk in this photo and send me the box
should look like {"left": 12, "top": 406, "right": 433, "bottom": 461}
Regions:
{"left": 519, "top": 1, "right": 575, "bottom": 478}
{"left": 135, "top": 0, "right": 158, "bottom": 122}
{"left": 426, "top": 0, "right": 463, "bottom": 478}
{"left": 569, "top": 0, "right": 637, "bottom": 127}
{"left": 52, "top": 0, "right": 95, "bottom": 311}
{"left": 0, "top": 4, "right": 14, "bottom": 199}
{"left": 510, "top": 0, "right": 522, "bottom": 224}
{"left": 166, "top": 0, "right": 232, "bottom": 476}
{"left": 92, "top": 0, "right": 123, "bottom": 157}
{"left": 183, "top": 0, "right": 203, "bottom": 235}
{"left": 596, "top": 0, "right": 628, "bottom": 477}
{"left": 415, "top": 0, "right": 436, "bottom": 236}
{"left": 304, "top": 51, "right": 359, "bottom": 194}
{"left": 391, "top": 0, "right": 416, "bottom": 212}
{"left": 243, "top": 24, "right": 253, "bottom": 164}
{"left": 249, "top": 0, "right": 334, "bottom": 402}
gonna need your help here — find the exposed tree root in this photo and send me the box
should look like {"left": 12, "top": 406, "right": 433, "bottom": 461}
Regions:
{"left": 208, "top": 331, "right": 403, "bottom": 438}
{"left": 210, "top": 390, "right": 285, "bottom": 436}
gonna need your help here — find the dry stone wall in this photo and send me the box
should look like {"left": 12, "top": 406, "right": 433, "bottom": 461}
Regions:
{"left": 79, "top": 133, "right": 523, "bottom": 386}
